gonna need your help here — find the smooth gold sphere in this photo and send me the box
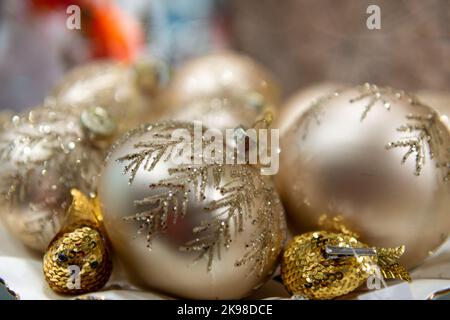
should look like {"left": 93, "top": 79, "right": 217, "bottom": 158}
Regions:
{"left": 275, "top": 84, "right": 450, "bottom": 268}
{"left": 161, "top": 51, "right": 280, "bottom": 130}
{"left": 98, "top": 122, "right": 286, "bottom": 299}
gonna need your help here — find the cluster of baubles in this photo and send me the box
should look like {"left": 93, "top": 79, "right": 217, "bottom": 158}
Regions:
{"left": 98, "top": 52, "right": 286, "bottom": 299}
{"left": 0, "top": 59, "right": 165, "bottom": 251}
{"left": 1, "top": 51, "right": 449, "bottom": 300}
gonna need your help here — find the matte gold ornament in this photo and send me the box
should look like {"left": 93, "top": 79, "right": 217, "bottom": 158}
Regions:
{"left": 48, "top": 59, "right": 168, "bottom": 135}
{"left": 0, "top": 107, "right": 104, "bottom": 252}
{"left": 98, "top": 121, "right": 286, "bottom": 299}
{"left": 161, "top": 51, "right": 280, "bottom": 130}
{"left": 281, "top": 227, "right": 410, "bottom": 300}
{"left": 43, "top": 189, "right": 112, "bottom": 295}
{"left": 275, "top": 83, "right": 450, "bottom": 268}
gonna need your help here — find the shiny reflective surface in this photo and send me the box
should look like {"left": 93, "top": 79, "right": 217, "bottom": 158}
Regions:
{"left": 161, "top": 51, "right": 280, "bottom": 129}
{"left": 49, "top": 60, "right": 165, "bottom": 136}
{"left": 276, "top": 85, "right": 450, "bottom": 268}
{"left": 416, "top": 90, "right": 450, "bottom": 131}
{"left": 276, "top": 83, "right": 345, "bottom": 137}
{"left": 99, "top": 123, "right": 286, "bottom": 299}
{"left": 0, "top": 107, "right": 102, "bottom": 252}
{"left": 43, "top": 190, "right": 112, "bottom": 295}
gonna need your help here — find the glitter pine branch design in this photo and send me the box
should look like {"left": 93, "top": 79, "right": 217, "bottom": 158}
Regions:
{"left": 116, "top": 138, "right": 181, "bottom": 184}
{"left": 292, "top": 90, "right": 341, "bottom": 141}
{"left": 386, "top": 113, "right": 450, "bottom": 179}
{"left": 180, "top": 168, "right": 257, "bottom": 271}
{"left": 349, "top": 83, "right": 407, "bottom": 121}
{"left": 235, "top": 184, "right": 285, "bottom": 277}
{"left": 118, "top": 122, "right": 283, "bottom": 275}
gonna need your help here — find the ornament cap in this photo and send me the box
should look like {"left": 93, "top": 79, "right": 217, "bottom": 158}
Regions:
{"left": 80, "top": 106, "right": 117, "bottom": 139}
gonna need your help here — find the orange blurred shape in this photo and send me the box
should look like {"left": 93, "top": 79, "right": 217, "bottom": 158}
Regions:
{"left": 86, "top": 0, "right": 144, "bottom": 62}
{"left": 30, "top": 0, "right": 144, "bottom": 62}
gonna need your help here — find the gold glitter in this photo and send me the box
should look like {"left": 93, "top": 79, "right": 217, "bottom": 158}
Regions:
{"left": 43, "top": 190, "right": 112, "bottom": 295}
{"left": 112, "top": 121, "right": 285, "bottom": 276}
{"left": 281, "top": 230, "right": 410, "bottom": 300}
{"left": 290, "top": 83, "right": 450, "bottom": 180}
{"left": 349, "top": 83, "right": 407, "bottom": 121}
{"left": 293, "top": 90, "right": 341, "bottom": 140}
{"left": 0, "top": 107, "right": 103, "bottom": 250}
{"left": 386, "top": 113, "right": 450, "bottom": 179}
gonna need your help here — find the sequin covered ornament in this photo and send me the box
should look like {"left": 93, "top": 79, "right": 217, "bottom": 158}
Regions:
{"left": 281, "top": 229, "right": 410, "bottom": 300}
{"left": 43, "top": 190, "right": 112, "bottom": 295}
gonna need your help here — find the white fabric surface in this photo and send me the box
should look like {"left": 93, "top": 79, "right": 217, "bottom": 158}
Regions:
{"left": 1, "top": 220, "right": 449, "bottom": 300}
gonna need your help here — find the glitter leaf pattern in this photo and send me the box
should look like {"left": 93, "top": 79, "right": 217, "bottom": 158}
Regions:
{"left": 386, "top": 113, "right": 449, "bottom": 178}
{"left": 349, "top": 83, "right": 410, "bottom": 121}
{"left": 293, "top": 91, "right": 340, "bottom": 140}
{"left": 117, "top": 122, "right": 283, "bottom": 275}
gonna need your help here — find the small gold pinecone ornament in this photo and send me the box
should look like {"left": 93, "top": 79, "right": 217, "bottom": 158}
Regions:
{"left": 281, "top": 230, "right": 411, "bottom": 300}
{"left": 43, "top": 190, "right": 112, "bottom": 295}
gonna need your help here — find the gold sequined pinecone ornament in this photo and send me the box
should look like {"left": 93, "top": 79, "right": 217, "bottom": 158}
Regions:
{"left": 43, "top": 190, "right": 112, "bottom": 295}
{"left": 281, "top": 230, "right": 411, "bottom": 300}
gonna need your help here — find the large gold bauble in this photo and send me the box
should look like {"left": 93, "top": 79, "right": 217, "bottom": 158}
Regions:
{"left": 48, "top": 59, "right": 167, "bottom": 135}
{"left": 160, "top": 51, "right": 280, "bottom": 130}
{"left": 275, "top": 83, "right": 450, "bottom": 268}
{"left": 98, "top": 121, "right": 286, "bottom": 299}
{"left": 0, "top": 107, "right": 103, "bottom": 252}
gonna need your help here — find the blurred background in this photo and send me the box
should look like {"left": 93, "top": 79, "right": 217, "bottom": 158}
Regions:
{"left": 0, "top": 0, "right": 448, "bottom": 111}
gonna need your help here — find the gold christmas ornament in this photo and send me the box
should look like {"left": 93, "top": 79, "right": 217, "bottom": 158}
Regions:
{"left": 98, "top": 121, "right": 286, "bottom": 299}
{"left": 48, "top": 58, "right": 168, "bottom": 135}
{"left": 43, "top": 189, "right": 112, "bottom": 295}
{"left": 275, "top": 83, "right": 450, "bottom": 268}
{"left": 161, "top": 51, "right": 280, "bottom": 130}
{"left": 0, "top": 107, "right": 104, "bottom": 252}
{"left": 281, "top": 227, "right": 410, "bottom": 300}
